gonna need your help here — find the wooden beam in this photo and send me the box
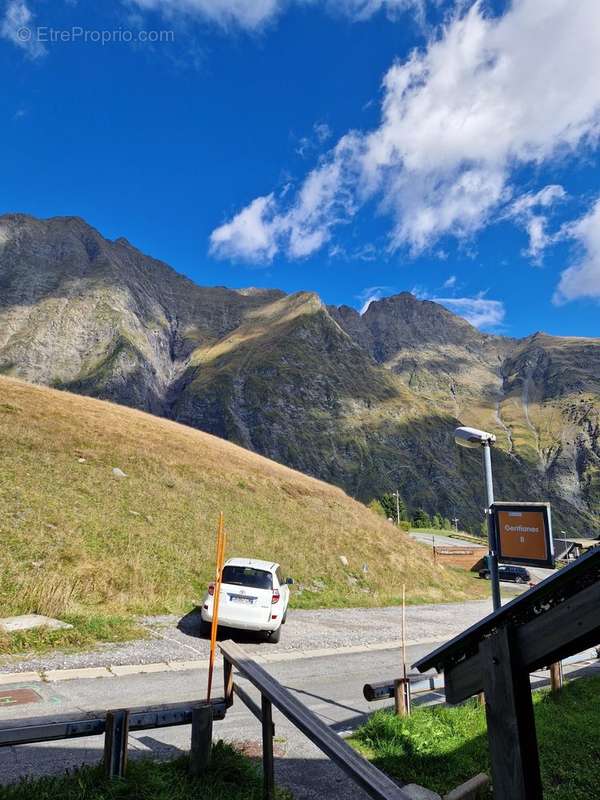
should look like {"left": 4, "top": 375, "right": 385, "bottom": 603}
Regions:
{"left": 550, "top": 662, "right": 563, "bottom": 694}
{"left": 261, "top": 696, "right": 275, "bottom": 800}
{"left": 219, "top": 640, "right": 413, "bottom": 800}
{"left": 189, "top": 704, "right": 212, "bottom": 777}
{"left": 446, "top": 580, "right": 600, "bottom": 703}
{"left": 481, "top": 627, "right": 543, "bottom": 800}
{"left": 224, "top": 656, "right": 234, "bottom": 708}
{"left": 415, "top": 548, "right": 600, "bottom": 675}
{"left": 104, "top": 709, "right": 129, "bottom": 779}
{"left": 394, "top": 680, "right": 407, "bottom": 717}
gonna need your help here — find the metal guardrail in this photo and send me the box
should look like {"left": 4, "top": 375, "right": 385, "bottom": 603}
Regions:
{"left": 0, "top": 699, "right": 227, "bottom": 747}
{"left": 363, "top": 649, "right": 600, "bottom": 703}
{"left": 0, "top": 697, "right": 227, "bottom": 778}
{"left": 364, "top": 673, "right": 444, "bottom": 702}
{"left": 219, "top": 639, "right": 413, "bottom": 800}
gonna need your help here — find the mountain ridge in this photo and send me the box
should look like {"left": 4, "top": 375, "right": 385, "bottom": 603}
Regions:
{"left": 1, "top": 212, "right": 598, "bottom": 534}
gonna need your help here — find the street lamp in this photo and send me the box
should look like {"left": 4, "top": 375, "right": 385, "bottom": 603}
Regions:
{"left": 392, "top": 489, "right": 401, "bottom": 526}
{"left": 455, "top": 426, "right": 501, "bottom": 610}
{"left": 561, "top": 530, "right": 568, "bottom": 559}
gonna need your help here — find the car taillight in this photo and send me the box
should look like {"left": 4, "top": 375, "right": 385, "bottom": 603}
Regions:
{"left": 272, "top": 588, "right": 280, "bottom": 604}
{"left": 208, "top": 582, "right": 215, "bottom": 596}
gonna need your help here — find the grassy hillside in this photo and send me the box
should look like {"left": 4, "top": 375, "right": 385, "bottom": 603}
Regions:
{"left": 0, "top": 377, "right": 485, "bottom": 643}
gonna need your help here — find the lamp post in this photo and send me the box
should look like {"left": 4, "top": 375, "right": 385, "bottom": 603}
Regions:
{"left": 455, "top": 426, "right": 501, "bottom": 610}
{"left": 392, "top": 490, "right": 401, "bottom": 526}
{"left": 561, "top": 530, "right": 568, "bottom": 560}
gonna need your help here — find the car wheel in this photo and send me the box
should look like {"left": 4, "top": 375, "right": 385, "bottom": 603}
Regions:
{"left": 282, "top": 607, "right": 288, "bottom": 624}
{"left": 515, "top": 576, "right": 524, "bottom": 584}
{"left": 268, "top": 626, "right": 281, "bottom": 644}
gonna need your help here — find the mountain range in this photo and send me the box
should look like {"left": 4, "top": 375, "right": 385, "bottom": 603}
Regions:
{"left": 1, "top": 213, "right": 598, "bottom": 534}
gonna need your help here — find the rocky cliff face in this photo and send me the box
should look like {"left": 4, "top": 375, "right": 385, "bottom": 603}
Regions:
{"left": 1, "top": 213, "right": 598, "bottom": 534}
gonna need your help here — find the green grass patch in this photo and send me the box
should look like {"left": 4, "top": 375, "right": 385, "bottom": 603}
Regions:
{"left": 0, "top": 615, "right": 144, "bottom": 659}
{"left": 352, "top": 675, "right": 600, "bottom": 799}
{"left": 0, "top": 376, "right": 488, "bottom": 661}
{"left": 0, "top": 742, "right": 291, "bottom": 800}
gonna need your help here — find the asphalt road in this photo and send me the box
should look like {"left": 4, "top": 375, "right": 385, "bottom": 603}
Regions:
{"left": 0, "top": 643, "right": 440, "bottom": 798}
{"left": 1, "top": 643, "right": 598, "bottom": 799}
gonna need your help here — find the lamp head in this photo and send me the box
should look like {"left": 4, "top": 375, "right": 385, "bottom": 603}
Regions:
{"left": 454, "top": 426, "right": 496, "bottom": 449}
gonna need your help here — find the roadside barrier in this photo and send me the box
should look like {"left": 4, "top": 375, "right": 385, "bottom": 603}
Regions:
{"left": 219, "top": 639, "right": 413, "bottom": 800}
{"left": 0, "top": 698, "right": 227, "bottom": 778}
{"left": 363, "top": 648, "right": 599, "bottom": 708}
{"left": 0, "top": 642, "right": 415, "bottom": 798}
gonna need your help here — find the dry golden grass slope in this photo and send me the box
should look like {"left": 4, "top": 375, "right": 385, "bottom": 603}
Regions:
{"left": 0, "top": 377, "right": 485, "bottom": 629}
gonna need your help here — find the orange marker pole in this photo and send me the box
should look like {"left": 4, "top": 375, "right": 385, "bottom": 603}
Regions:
{"left": 206, "top": 512, "right": 226, "bottom": 702}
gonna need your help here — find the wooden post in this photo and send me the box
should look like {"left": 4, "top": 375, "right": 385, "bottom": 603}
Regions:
{"left": 549, "top": 661, "right": 563, "bottom": 694}
{"left": 104, "top": 709, "right": 129, "bottom": 779}
{"left": 480, "top": 626, "right": 543, "bottom": 800}
{"left": 394, "top": 679, "right": 407, "bottom": 717}
{"left": 190, "top": 703, "right": 213, "bottom": 777}
{"left": 261, "top": 695, "right": 275, "bottom": 800}
{"left": 403, "top": 679, "right": 411, "bottom": 716}
{"left": 224, "top": 655, "right": 234, "bottom": 708}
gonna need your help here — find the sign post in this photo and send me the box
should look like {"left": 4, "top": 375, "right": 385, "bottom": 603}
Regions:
{"left": 492, "top": 502, "right": 554, "bottom": 569}
{"left": 206, "top": 513, "right": 226, "bottom": 702}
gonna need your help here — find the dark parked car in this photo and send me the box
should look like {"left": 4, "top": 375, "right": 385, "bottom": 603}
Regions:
{"left": 479, "top": 564, "right": 531, "bottom": 584}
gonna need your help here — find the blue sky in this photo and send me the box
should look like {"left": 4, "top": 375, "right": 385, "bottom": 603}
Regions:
{"left": 2, "top": 0, "right": 600, "bottom": 338}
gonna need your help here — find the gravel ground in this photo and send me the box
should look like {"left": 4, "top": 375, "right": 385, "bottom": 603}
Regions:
{"left": 0, "top": 599, "right": 494, "bottom": 673}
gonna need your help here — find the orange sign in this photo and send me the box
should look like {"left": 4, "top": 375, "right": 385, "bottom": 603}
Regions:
{"left": 492, "top": 503, "right": 554, "bottom": 568}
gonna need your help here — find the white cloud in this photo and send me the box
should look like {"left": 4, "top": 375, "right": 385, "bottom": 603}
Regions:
{"left": 130, "top": 0, "right": 426, "bottom": 29}
{"left": 327, "top": 0, "right": 426, "bottom": 24}
{"left": 130, "top": 0, "right": 284, "bottom": 29}
{"left": 209, "top": 194, "right": 281, "bottom": 261}
{"left": 357, "top": 285, "right": 394, "bottom": 314}
{"left": 434, "top": 294, "right": 505, "bottom": 330}
{"left": 442, "top": 274, "right": 456, "bottom": 288}
{"left": 211, "top": 135, "right": 359, "bottom": 260}
{"left": 295, "top": 121, "right": 333, "bottom": 157}
{"left": 1, "top": 0, "right": 46, "bottom": 57}
{"left": 555, "top": 198, "right": 600, "bottom": 303}
{"left": 507, "top": 184, "right": 566, "bottom": 260}
{"left": 210, "top": 0, "right": 600, "bottom": 262}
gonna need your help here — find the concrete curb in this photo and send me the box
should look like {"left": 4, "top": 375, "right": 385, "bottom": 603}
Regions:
{"left": 0, "top": 672, "right": 43, "bottom": 686}
{"left": 0, "top": 636, "right": 443, "bottom": 684}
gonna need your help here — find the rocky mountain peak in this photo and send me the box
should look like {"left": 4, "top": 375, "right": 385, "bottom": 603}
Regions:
{"left": 1, "top": 212, "right": 598, "bottom": 535}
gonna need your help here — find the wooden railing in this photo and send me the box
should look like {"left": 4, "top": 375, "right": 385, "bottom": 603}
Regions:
{"left": 219, "top": 639, "right": 412, "bottom": 800}
{"left": 414, "top": 547, "right": 600, "bottom": 800}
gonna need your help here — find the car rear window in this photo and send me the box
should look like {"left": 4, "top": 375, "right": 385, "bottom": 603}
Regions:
{"left": 222, "top": 566, "right": 273, "bottom": 590}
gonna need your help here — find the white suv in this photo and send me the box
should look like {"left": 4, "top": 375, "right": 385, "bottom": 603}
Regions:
{"left": 200, "top": 558, "right": 293, "bottom": 643}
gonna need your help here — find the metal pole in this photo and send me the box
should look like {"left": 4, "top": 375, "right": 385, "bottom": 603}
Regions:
{"left": 482, "top": 442, "right": 501, "bottom": 610}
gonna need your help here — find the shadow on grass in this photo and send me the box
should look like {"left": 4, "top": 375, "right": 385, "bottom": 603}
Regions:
{"left": 354, "top": 673, "right": 600, "bottom": 800}
{"left": 0, "top": 740, "right": 377, "bottom": 800}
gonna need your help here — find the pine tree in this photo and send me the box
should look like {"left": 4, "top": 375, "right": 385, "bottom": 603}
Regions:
{"left": 412, "top": 508, "right": 431, "bottom": 528}
{"left": 379, "top": 492, "right": 406, "bottom": 523}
